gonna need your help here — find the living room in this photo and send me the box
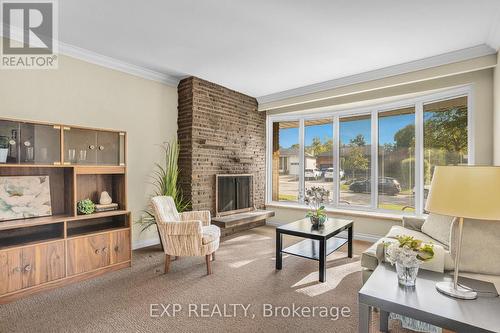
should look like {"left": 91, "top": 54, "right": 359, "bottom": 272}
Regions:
{"left": 1, "top": 1, "right": 500, "bottom": 332}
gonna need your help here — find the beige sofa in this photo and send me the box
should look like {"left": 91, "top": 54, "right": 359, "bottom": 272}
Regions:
{"left": 361, "top": 215, "right": 500, "bottom": 290}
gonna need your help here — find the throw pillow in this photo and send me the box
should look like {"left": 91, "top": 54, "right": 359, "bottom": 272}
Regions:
{"left": 421, "top": 213, "right": 455, "bottom": 247}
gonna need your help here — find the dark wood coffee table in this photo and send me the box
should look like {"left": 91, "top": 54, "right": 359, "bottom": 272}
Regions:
{"left": 275, "top": 218, "right": 353, "bottom": 282}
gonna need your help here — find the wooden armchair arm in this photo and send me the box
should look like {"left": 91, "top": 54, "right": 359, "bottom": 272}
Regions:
{"left": 180, "top": 210, "right": 211, "bottom": 227}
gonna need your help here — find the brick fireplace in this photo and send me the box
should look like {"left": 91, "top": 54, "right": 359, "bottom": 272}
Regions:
{"left": 177, "top": 77, "right": 266, "bottom": 225}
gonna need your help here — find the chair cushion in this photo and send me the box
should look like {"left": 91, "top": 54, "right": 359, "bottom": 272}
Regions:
{"left": 421, "top": 213, "right": 454, "bottom": 247}
{"left": 202, "top": 225, "right": 221, "bottom": 245}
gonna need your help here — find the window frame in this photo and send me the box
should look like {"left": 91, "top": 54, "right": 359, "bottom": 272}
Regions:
{"left": 266, "top": 85, "right": 474, "bottom": 216}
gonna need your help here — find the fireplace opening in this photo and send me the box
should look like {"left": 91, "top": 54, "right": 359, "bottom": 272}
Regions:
{"left": 216, "top": 174, "right": 254, "bottom": 216}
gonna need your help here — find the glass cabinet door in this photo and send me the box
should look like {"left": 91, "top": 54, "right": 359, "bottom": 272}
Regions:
{"left": 20, "top": 123, "right": 61, "bottom": 164}
{"left": 0, "top": 120, "right": 20, "bottom": 164}
{"left": 96, "top": 131, "right": 120, "bottom": 165}
{"left": 63, "top": 127, "right": 97, "bottom": 165}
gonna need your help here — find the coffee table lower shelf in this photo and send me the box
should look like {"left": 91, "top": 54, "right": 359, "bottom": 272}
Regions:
{"left": 282, "top": 237, "right": 348, "bottom": 261}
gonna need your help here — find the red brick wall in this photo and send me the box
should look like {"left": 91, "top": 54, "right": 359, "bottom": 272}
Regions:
{"left": 177, "top": 77, "right": 266, "bottom": 214}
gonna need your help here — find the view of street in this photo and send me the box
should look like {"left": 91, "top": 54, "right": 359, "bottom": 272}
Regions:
{"left": 278, "top": 175, "right": 414, "bottom": 211}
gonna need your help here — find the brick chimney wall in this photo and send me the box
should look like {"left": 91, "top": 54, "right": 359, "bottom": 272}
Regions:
{"left": 177, "top": 77, "right": 266, "bottom": 214}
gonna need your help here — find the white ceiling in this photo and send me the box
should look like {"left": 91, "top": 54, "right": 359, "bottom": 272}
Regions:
{"left": 59, "top": 0, "right": 500, "bottom": 97}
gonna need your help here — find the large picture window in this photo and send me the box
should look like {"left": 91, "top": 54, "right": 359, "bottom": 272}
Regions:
{"left": 267, "top": 89, "right": 471, "bottom": 215}
{"left": 271, "top": 121, "right": 299, "bottom": 202}
{"left": 423, "top": 96, "right": 468, "bottom": 208}
{"left": 339, "top": 115, "right": 371, "bottom": 207}
{"left": 378, "top": 107, "right": 415, "bottom": 212}
{"left": 304, "top": 119, "right": 334, "bottom": 203}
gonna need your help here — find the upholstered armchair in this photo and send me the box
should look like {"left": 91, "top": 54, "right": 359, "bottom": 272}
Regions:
{"left": 151, "top": 196, "right": 221, "bottom": 275}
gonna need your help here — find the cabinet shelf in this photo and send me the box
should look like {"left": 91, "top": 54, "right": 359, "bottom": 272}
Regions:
{"left": 0, "top": 117, "right": 130, "bottom": 303}
{"left": 0, "top": 223, "right": 64, "bottom": 250}
{"left": 0, "top": 215, "right": 72, "bottom": 231}
{"left": 72, "top": 210, "right": 129, "bottom": 221}
{"left": 67, "top": 214, "right": 129, "bottom": 237}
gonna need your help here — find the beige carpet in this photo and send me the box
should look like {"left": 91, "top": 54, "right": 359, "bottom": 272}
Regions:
{"left": 0, "top": 226, "right": 416, "bottom": 333}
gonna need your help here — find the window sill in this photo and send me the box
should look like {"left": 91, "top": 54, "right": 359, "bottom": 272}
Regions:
{"left": 265, "top": 202, "right": 412, "bottom": 222}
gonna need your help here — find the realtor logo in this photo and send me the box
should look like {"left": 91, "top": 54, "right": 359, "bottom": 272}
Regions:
{"left": 1, "top": 0, "right": 58, "bottom": 69}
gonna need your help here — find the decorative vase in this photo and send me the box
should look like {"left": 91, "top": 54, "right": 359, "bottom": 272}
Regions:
{"left": 309, "top": 215, "right": 326, "bottom": 228}
{"left": 396, "top": 261, "right": 420, "bottom": 287}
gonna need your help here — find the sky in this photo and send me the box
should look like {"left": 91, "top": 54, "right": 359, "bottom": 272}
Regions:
{"left": 279, "top": 114, "right": 415, "bottom": 148}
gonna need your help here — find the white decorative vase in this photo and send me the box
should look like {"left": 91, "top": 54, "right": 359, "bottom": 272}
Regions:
{"left": 99, "top": 191, "right": 112, "bottom": 205}
{"left": 0, "top": 148, "right": 8, "bottom": 163}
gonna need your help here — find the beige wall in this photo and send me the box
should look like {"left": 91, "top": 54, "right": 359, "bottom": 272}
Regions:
{"left": 495, "top": 52, "right": 500, "bottom": 165}
{"left": 266, "top": 65, "right": 496, "bottom": 239}
{"left": 0, "top": 53, "right": 178, "bottom": 249}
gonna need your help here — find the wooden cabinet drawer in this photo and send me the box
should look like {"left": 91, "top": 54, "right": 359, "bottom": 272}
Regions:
{"left": 0, "top": 248, "right": 22, "bottom": 295}
{"left": 22, "top": 241, "right": 65, "bottom": 289}
{"left": 0, "top": 241, "right": 65, "bottom": 295}
{"left": 110, "top": 230, "right": 130, "bottom": 265}
{"left": 67, "top": 234, "right": 110, "bottom": 276}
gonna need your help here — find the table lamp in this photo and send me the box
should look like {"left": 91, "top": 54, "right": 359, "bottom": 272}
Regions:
{"left": 425, "top": 166, "right": 500, "bottom": 300}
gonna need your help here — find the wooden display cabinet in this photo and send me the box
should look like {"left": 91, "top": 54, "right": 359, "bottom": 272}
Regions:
{"left": 0, "top": 117, "right": 130, "bottom": 304}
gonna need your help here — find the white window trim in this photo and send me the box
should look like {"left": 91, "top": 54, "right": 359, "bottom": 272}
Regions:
{"left": 266, "top": 85, "right": 474, "bottom": 217}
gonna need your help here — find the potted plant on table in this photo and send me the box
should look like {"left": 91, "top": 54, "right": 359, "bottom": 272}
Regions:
{"left": 304, "top": 186, "right": 330, "bottom": 228}
{"left": 385, "top": 235, "right": 434, "bottom": 287}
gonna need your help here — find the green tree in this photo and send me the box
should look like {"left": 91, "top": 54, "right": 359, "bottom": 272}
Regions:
{"left": 307, "top": 137, "right": 333, "bottom": 157}
{"left": 424, "top": 107, "right": 467, "bottom": 164}
{"left": 394, "top": 124, "right": 415, "bottom": 149}
{"left": 350, "top": 134, "right": 366, "bottom": 147}
{"left": 342, "top": 146, "right": 369, "bottom": 179}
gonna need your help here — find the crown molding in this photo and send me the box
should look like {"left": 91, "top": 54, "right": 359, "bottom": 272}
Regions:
{"left": 1, "top": 24, "right": 180, "bottom": 86}
{"left": 257, "top": 44, "right": 497, "bottom": 106}
{"left": 59, "top": 42, "right": 181, "bottom": 86}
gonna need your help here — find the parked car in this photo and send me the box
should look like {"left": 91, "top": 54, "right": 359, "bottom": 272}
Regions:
{"left": 305, "top": 168, "right": 321, "bottom": 180}
{"left": 349, "top": 177, "right": 401, "bottom": 195}
{"left": 324, "top": 168, "right": 345, "bottom": 181}
{"left": 324, "top": 168, "right": 334, "bottom": 181}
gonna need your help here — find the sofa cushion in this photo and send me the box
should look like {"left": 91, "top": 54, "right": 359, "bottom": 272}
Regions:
{"left": 361, "top": 237, "right": 391, "bottom": 270}
{"left": 202, "top": 225, "right": 221, "bottom": 245}
{"left": 421, "top": 213, "right": 454, "bottom": 247}
{"left": 361, "top": 226, "right": 451, "bottom": 273}
{"left": 451, "top": 218, "right": 500, "bottom": 275}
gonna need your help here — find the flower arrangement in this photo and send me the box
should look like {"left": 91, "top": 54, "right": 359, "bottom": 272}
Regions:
{"left": 77, "top": 199, "right": 95, "bottom": 215}
{"left": 385, "top": 235, "right": 434, "bottom": 286}
{"left": 304, "top": 186, "right": 330, "bottom": 227}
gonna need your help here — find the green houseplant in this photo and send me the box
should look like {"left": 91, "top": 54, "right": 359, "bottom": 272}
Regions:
{"left": 138, "top": 140, "right": 190, "bottom": 234}
{"left": 77, "top": 199, "right": 95, "bottom": 215}
{"left": 304, "top": 186, "right": 330, "bottom": 228}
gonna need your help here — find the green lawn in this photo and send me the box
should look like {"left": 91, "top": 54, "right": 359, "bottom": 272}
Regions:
{"left": 378, "top": 203, "right": 415, "bottom": 212}
{"left": 278, "top": 194, "right": 297, "bottom": 201}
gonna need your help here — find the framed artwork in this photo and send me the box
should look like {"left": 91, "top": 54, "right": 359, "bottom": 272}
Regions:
{"left": 0, "top": 176, "right": 52, "bottom": 221}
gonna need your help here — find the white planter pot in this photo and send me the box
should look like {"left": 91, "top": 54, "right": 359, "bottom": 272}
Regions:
{"left": 0, "top": 148, "right": 8, "bottom": 163}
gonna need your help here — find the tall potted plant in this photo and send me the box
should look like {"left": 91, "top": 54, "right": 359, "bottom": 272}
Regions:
{"left": 138, "top": 140, "right": 190, "bottom": 247}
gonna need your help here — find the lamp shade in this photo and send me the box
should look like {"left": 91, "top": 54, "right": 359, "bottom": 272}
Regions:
{"left": 425, "top": 166, "right": 500, "bottom": 220}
